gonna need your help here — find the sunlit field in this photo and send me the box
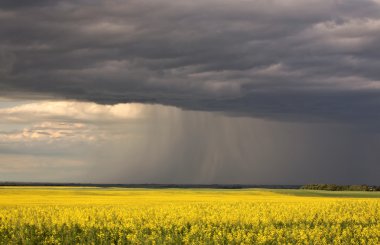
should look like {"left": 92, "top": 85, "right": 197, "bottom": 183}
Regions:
{"left": 0, "top": 187, "right": 379, "bottom": 244}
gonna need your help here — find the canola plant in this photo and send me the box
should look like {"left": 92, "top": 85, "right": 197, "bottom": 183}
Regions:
{"left": 0, "top": 187, "right": 379, "bottom": 244}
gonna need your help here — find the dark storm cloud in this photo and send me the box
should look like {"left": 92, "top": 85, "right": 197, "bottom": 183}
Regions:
{"left": 1, "top": 0, "right": 380, "bottom": 122}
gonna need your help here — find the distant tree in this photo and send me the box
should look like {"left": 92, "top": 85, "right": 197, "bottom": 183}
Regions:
{"left": 301, "top": 184, "right": 379, "bottom": 191}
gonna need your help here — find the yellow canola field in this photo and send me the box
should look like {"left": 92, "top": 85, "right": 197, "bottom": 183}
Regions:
{"left": 0, "top": 187, "right": 379, "bottom": 244}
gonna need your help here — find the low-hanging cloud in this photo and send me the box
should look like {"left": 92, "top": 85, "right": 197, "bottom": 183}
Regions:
{"left": 1, "top": 0, "right": 380, "bottom": 122}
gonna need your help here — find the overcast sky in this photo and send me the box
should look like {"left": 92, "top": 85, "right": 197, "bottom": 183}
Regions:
{"left": 1, "top": 0, "right": 380, "bottom": 184}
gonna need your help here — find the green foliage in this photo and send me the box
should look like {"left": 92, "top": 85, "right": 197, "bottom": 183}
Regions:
{"left": 301, "top": 184, "right": 380, "bottom": 191}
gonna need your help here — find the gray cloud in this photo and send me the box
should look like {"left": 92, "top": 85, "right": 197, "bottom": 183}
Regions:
{"left": 0, "top": 100, "right": 379, "bottom": 185}
{"left": 85, "top": 106, "right": 380, "bottom": 185}
{"left": 1, "top": 0, "right": 380, "bottom": 122}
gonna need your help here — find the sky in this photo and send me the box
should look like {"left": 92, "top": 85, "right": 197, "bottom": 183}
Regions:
{"left": 0, "top": 0, "right": 380, "bottom": 184}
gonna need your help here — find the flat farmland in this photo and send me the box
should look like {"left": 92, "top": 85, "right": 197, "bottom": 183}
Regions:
{"left": 0, "top": 187, "right": 379, "bottom": 244}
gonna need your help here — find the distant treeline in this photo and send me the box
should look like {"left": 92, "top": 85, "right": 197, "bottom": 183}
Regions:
{"left": 301, "top": 184, "right": 380, "bottom": 191}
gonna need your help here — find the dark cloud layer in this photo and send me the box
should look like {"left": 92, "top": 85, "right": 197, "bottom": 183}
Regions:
{"left": 1, "top": 0, "right": 380, "bottom": 122}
